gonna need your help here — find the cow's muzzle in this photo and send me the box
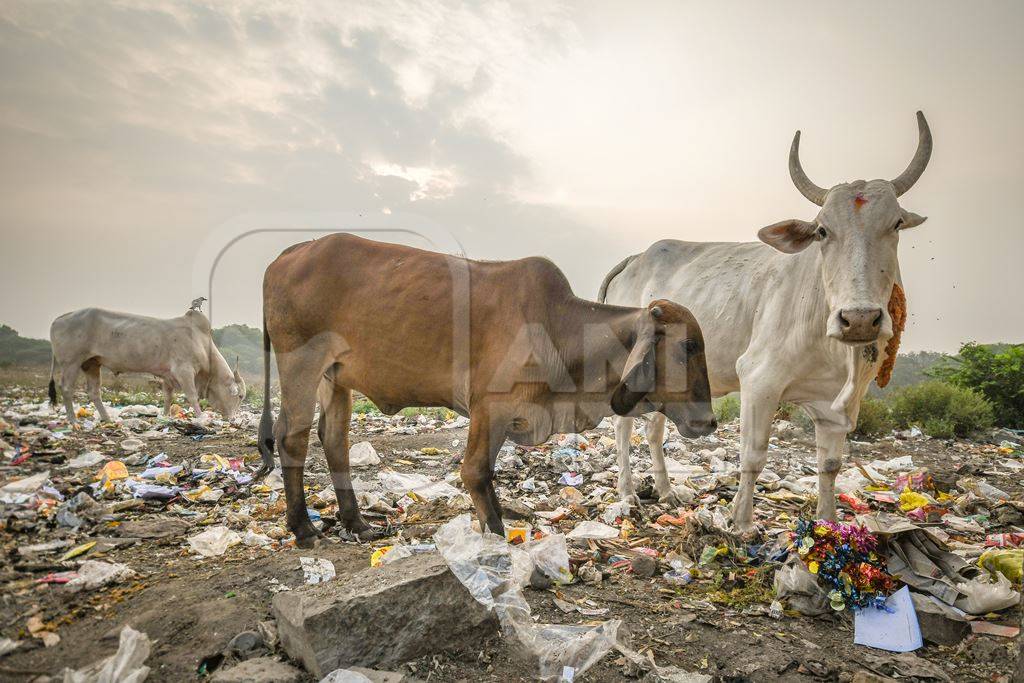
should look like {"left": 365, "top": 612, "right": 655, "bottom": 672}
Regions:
{"left": 830, "top": 307, "right": 884, "bottom": 344}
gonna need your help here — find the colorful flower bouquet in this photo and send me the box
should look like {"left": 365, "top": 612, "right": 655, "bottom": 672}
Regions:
{"left": 793, "top": 519, "right": 897, "bottom": 611}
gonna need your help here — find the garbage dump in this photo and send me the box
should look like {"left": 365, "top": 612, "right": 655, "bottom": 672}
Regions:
{"left": 0, "top": 386, "right": 1021, "bottom": 680}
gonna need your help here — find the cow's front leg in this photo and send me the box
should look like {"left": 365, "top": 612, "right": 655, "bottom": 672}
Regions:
{"left": 812, "top": 418, "right": 847, "bottom": 522}
{"left": 646, "top": 412, "right": 692, "bottom": 506}
{"left": 732, "top": 384, "right": 779, "bottom": 538}
{"left": 460, "top": 409, "right": 506, "bottom": 536}
{"left": 176, "top": 372, "right": 204, "bottom": 417}
{"left": 614, "top": 415, "right": 639, "bottom": 505}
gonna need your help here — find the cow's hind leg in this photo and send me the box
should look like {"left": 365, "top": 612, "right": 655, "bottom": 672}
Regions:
{"left": 82, "top": 359, "right": 111, "bottom": 422}
{"left": 60, "top": 363, "right": 81, "bottom": 425}
{"left": 162, "top": 380, "right": 175, "bottom": 416}
{"left": 275, "top": 355, "right": 323, "bottom": 548}
{"left": 461, "top": 408, "right": 506, "bottom": 536}
{"left": 316, "top": 376, "right": 376, "bottom": 540}
{"left": 614, "top": 415, "right": 639, "bottom": 505}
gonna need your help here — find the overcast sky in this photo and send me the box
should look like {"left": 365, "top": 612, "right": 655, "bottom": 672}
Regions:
{"left": 1, "top": 1, "right": 1022, "bottom": 352}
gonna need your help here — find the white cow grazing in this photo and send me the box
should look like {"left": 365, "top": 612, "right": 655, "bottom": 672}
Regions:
{"left": 48, "top": 308, "right": 245, "bottom": 424}
{"left": 600, "top": 112, "right": 932, "bottom": 536}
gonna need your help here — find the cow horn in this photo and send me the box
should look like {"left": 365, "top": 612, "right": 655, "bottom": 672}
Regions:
{"left": 890, "top": 111, "right": 932, "bottom": 197}
{"left": 788, "top": 130, "right": 827, "bottom": 206}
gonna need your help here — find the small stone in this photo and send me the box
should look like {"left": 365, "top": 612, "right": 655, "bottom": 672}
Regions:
{"left": 226, "top": 630, "right": 264, "bottom": 659}
{"left": 210, "top": 657, "right": 302, "bottom": 683}
{"left": 630, "top": 554, "right": 657, "bottom": 579}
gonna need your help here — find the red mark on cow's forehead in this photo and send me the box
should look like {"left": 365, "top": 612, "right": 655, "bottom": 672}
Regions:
{"left": 853, "top": 192, "right": 869, "bottom": 211}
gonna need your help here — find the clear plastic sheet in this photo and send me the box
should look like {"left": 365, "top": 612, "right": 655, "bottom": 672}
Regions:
{"left": 434, "top": 514, "right": 619, "bottom": 681}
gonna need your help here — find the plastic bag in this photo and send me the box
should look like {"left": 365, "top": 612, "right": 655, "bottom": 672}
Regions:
{"left": 434, "top": 515, "right": 620, "bottom": 681}
{"left": 773, "top": 555, "right": 829, "bottom": 616}
{"left": 187, "top": 526, "right": 241, "bottom": 557}
{"left": 348, "top": 441, "right": 380, "bottom": 467}
{"left": 954, "top": 571, "right": 1019, "bottom": 615}
{"left": 62, "top": 626, "right": 151, "bottom": 683}
{"left": 977, "top": 548, "right": 1022, "bottom": 583}
{"left": 566, "top": 520, "right": 619, "bottom": 540}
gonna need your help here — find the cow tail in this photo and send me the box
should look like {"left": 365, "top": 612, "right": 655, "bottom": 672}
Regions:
{"left": 256, "top": 319, "right": 276, "bottom": 478}
{"left": 47, "top": 352, "right": 58, "bottom": 407}
{"left": 598, "top": 254, "right": 638, "bottom": 303}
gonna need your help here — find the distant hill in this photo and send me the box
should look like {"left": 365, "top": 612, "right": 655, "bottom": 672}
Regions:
{"left": 0, "top": 322, "right": 266, "bottom": 376}
{"left": 211, "top": 324, "right": 264, "bottom": 376}
{"left": 869, "top": 350, "right": 952, "bottom": 396}
{"left": 0, "top": 325, "right": 51, "bottom": 366}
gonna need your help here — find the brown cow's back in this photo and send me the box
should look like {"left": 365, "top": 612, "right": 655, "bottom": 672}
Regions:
{"left": 262, "top": 233, "right": 575, "bottom": 412}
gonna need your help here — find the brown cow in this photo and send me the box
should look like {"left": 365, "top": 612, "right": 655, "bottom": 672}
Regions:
{"left": 257, "top": 234, "right": 716, "bottom": 547}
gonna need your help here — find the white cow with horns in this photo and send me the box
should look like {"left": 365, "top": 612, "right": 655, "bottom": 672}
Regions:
{"left": 48, "top": 308, "right": 245, "bottom": 424}
{"left": 600, "top": 112, "right": 932, "bottom": 536}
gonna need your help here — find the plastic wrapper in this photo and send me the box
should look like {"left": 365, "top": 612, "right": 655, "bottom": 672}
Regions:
{"left": 65, "top": 561, "right": 136, "bottom": 593}
{"left": 62, "top": 626, "right": 151, "bottom": 683}
{"left": 434, "top": 515, "right": 620, "bottom": 681}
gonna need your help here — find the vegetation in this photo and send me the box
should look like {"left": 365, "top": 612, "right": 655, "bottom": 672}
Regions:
{"left": 713, "top": 394, "right": 740, "bottom": 423}
{"left": 852, "top": 396, "right": 895, "bottom": 438}
{"left": 889, "top": 380, "right": 994, "bottom": 438}
{"left": 931, "top": 342, "right": 1024, "bottom": 429}
{"left": 0, "top": 325, "right": 51, "bottom": 367}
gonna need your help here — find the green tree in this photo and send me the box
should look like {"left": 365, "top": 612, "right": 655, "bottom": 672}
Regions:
{"left": 932, "top": 342, "right": 1024, "bottom": 428}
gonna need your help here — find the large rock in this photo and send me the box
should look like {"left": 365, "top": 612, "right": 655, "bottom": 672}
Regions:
{"left": 273, "top": 553, "right": 496, "bottom": 678}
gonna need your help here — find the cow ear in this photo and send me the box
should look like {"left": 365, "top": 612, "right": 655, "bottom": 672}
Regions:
{"left": 232, "top": 356, "right": 241, "bottom": 382}
{"left": 758, "top": 219, "right": 817, "bottom": 254}
{"left": 898, "top": 209, "right": 927, "bottom": 230}
{"left": 611, "top": 331, "right": 657, "bottom": 416}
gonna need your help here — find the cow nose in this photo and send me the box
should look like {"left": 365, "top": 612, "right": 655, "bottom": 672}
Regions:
{"left": 837, "top": 307, "right": 883, "bottom": 342}
{"left": 689, "top": 416, "right": 718, "bottom": 435}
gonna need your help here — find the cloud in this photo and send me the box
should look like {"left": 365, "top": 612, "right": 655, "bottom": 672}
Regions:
{"left": 0, "top": 1, "right": 593, "bottom": 336}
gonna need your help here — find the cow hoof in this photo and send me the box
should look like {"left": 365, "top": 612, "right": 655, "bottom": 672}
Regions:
{"left": 734, "top": 525, "right": 762, "bottom": 543}
{"left": 355, "top": 526, "right": 384, "bottom": 542}
{"left": 620, "top": 493, "right": 640, "bottom": 507}
{"left": 294, "top": 534, "right": 319, "bottom": 549}
{"left": 657, "top": 486, "right": 695, "bottom": 508}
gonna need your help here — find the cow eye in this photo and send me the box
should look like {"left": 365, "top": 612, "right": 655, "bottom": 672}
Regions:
{"left": 816, "top": 226, "right": 827, "bottom": 239}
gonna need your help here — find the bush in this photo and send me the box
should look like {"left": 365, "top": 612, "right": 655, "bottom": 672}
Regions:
{"left": 890, "top": 380, "right": 994, "bottom": 438}
{"left": 853, "top": 396, "right": 895, "bottom": 437}
{"left": 932, "top": 342, "right": 1024, "bottom": 429}
{"left": 776, "top": 402, "right": 813, "bottom": 433}
{"left": 713, "top": 395, "right": 740, "bottom": 423}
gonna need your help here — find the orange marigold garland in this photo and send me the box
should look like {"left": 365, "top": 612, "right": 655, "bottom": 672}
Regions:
{"left": 876, "top": 282, "right": 906, "bottom": 388}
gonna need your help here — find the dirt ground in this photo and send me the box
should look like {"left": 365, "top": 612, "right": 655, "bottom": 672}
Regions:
{"left": 0, "top": 367, "right": 1021, "bottom": 682}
